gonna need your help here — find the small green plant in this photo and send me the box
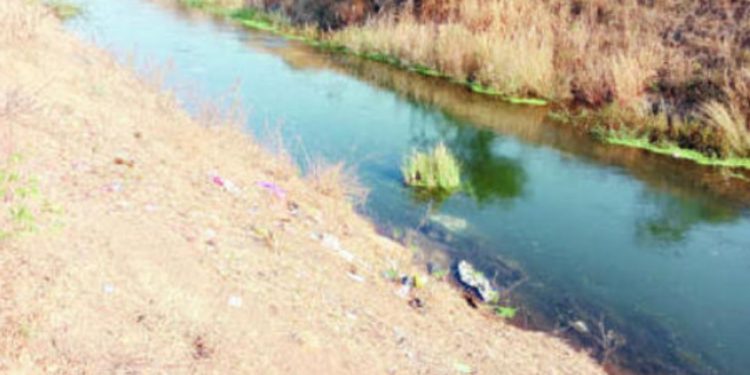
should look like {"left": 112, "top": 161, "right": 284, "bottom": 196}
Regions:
{"left": 495, "top": 306, "right": 518, "bottom": 319}
{"left": 431, "top": 269, "right": 449, "bottom": 280}
{"left": 1, "top": 156, "right": 46, "bottom": 240}
{"left": 402, "top": 142, "right": 461, "bottom": 193}
{"left": 383, "top": 268, "right": 399, "bottom": 281}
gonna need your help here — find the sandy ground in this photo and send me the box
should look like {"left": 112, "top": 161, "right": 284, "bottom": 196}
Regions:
{"left": 0, "top": 1, "right": 605, "bottom": 374}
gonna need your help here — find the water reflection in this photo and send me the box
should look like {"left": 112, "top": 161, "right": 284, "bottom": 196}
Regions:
{"left": 451, "top": 129, "right": 526, "bottom": 205}
{"left": 637, "top": 193, "right": 740, "bottom": 247}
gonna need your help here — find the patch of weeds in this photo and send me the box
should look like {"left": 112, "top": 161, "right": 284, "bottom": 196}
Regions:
{"left": 402, "top": 142, "right": 461, "bottom": 194}
{"left": 0, "top": 156, "right": 48, "bottom": 240}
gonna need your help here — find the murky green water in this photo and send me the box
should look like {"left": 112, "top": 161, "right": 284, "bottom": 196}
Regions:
{"left": 70, "top": 1, "right": 750, "bottom": 373}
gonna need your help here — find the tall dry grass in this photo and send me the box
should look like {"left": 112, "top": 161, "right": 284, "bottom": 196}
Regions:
{"left": 331, "top": 0, "right": 670, "bottom": 104}
{"left": 333, "top": 0, "right": 561, "bottom": 99}
{"left": 701, "top": 101, "right": 750, "bottom": 157}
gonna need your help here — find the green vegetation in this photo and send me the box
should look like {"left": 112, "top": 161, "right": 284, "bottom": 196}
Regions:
{"left": 0, "top": 155, "right": 63, "bottom": 241}
{"left": 495, "top": 306, "right": 518, "bottom": 319}
{"left": 1, "top": 157, "right": 40, "bottom": 240}
{"left": 44, "top": 0, "right": 83, "bottom": 20}
{"left": 605, "top": 137, "right": 750, "bottom": 170}
{"left": 402, "top": 143, "right": 461, "bottom": 193}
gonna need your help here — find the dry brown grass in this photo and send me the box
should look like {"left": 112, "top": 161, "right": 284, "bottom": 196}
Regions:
{"left": 701, "top": 101, "right": 750, "bottom": 157}
{"left": 331, "top": 0, "right": 672, "bottom": 104}
{"left": 305, "top": 160, "right": 368, "bottom": 208}
{"left": 333, "top": 0, "right": 561, "bottom": 99}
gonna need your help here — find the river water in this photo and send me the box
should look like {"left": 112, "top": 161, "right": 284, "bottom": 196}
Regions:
{"left": 69, "top": 1, "right": 750, "bottom": 373}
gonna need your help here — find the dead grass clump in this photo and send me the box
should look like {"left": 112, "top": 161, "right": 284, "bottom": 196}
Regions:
{"left": 701, "top": 101, "right": 750, "bottom": 157}
{"left": 305, "top": 160, "right": 368, "bottom": 207}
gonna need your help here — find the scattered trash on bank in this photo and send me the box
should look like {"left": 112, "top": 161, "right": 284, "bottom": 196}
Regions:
{"left": 209, "top": 172, "right": 241, "bottom": 195}
{"left": 313, "top": 232, "right": 355, "bottom": 263}
{"left": 455, "top": 260, "right": 498, "bottom": 302}
{"left": 257, "top": 180, "right": 285, "bottom": 199}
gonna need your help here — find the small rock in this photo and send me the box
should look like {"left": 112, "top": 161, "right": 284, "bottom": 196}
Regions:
{"left": 320, "top": 233, "right": 341, "bottom": 251}
{"left": 228, "top": 295, "right": 243, "bottom": 308}
{"left": 347, "top": 272, "right": 365, "bottom": 283}
{"left": 204, "top": 229, "right": 217, "bottom": 241}
{"left": 102, "top": 283, "right": 115, "bottom": 294}
{"left": 455, "top": 260, "right": 498, "bottom": 302}
{"left": 408, "top": 297, "right": 425, "bottom": 310}
{"left": 107, "top": 182, "right": 123, "bottom": 193}
{"left": 319, "top": 233, "right": 355, "bottom": 262}
{"left": 453, "top": 362, "right": 473, "bottom": 374}
{"left": 570, "top": 320, "right": 589, "bottom": 334}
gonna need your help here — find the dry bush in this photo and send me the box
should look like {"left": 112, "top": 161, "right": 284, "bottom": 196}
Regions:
{"left": 305, "top": 160, "right": 368, "bottom": 207}
{"left": 701, "top": 101, "right": 750, "bottom": 157}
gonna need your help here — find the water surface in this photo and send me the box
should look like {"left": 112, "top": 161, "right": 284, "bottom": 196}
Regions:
{"left": 70, "top": 2, "right": 750, "bottom": 373}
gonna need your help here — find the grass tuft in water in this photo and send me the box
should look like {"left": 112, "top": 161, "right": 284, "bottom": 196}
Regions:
{"left": 44, "top": 0, "right": 83, "bottom": 20}
{"left": 402, "top": 142, "right": 461, "bottom": 193}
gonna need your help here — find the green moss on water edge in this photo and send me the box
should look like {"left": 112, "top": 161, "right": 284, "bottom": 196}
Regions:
{"left": 606, "top": 137, "right": 750, "bottom": 169}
